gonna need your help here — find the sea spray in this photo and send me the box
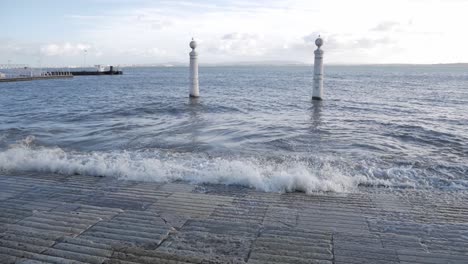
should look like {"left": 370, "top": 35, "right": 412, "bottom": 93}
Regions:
{"left": 1, "top": 137, "right": 467, "bottom": 193}
{"left": 0, "top": 137, "right": 365, "bottom": 193}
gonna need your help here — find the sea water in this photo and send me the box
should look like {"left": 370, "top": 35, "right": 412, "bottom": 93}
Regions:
{"left": 0, "top": 65, "right": 467, "bottom": 193}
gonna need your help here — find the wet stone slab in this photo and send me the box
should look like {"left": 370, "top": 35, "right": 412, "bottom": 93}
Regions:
{"left": 157, "top": 219, "right": 259, "bottom": 263}
{"left": 0, "top": 172, "right": 467, "bottom": 263}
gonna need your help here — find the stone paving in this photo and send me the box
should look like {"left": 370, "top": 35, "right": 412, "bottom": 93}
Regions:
{"left": 0, "top": 172, "right": 467, "bottom": 264}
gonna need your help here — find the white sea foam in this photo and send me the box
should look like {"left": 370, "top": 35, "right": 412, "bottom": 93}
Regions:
{"left": 0, "top": 137, "right": 375, "bottom": 193}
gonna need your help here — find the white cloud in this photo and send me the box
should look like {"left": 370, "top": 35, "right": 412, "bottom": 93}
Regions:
{"left": 0, "top": 40, "right": 38, "bottom": 56}
{"left": 222, "top": 33, "right": 259, "bottom": 41}
{"left": 208, "top": 33, "right": 266, "bottom": 57}
{"left": 372, "top": 21, "right": 400, "bottom": 32}
{"left": 121, "top": 47, "right": 168, "bottom": 57}
{"left": 4, "top": 0, "right": 468, "bottom": 65}
{"left": 40, "top": 43, "right": 91, "bottom": 56}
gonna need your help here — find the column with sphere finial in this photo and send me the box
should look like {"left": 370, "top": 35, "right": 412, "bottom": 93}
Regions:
{"left": 189, "top": 38, "right": 199, "bottom": 97}
{"left": 312, "top": 36, "right": 324, "bottom": 100}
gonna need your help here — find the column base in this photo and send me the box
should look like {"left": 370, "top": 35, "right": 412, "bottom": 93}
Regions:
{"left": 189, "top": 94, "right": 200, "bottom": 98}
{"left": 312, "top": 96, "right": 323, "bottom": 101}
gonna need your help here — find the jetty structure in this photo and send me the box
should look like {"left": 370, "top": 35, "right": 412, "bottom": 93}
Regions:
{"left": 189, "top": 38, "right": 200, "bottom": 97}
{"left": 0, "top": 66, "right": 73, "bottom": 83}
{"left": 0, "top": 64, "right": 122, "bottom": 83}
{"left": 51, "top": 65, "right": 122, "bottom": 76}
{"left": 312, "top": 36, "right": 324, "bottom": 100}
{"left": 0, "top": 74, "right": 73, "bottom": 83}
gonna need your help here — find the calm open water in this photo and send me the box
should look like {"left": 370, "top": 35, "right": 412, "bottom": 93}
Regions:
{"left": 0, "top": 65, "right": 467, "bottom": 193}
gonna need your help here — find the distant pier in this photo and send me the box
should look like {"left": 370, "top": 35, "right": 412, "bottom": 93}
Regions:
{"left": 0, "top": 66, "right": 74, "bottom": 83}
{"left": 0, "top": 74, "right": 73, "bottom": 83}
{"left": 53, "top": 65, "right": 123, "bottom": 76}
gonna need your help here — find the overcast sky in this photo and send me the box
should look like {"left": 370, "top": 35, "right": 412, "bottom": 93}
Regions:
{"left": 1, "top": 0, "right": 468, "bottom": 66}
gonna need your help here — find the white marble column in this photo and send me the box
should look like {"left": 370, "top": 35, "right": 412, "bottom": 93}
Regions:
{"left": 312, "top": 36, "right": 324, "bottom": 100}
{"left": 189, "top": 38, "right": 199, "bottom": 98}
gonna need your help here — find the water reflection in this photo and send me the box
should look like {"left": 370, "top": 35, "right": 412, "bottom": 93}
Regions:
{"left": 310, "top": 100, "right": 323, "bottom": 130}
{"left": 187, "top": 97, "right": 203, "bottom": 147}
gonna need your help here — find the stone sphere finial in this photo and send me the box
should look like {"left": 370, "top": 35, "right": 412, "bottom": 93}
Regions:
{"left": 315, "top": 36, "right": 323, "bottom": 48}
{"left": 190, "top": 38, "right": 197, "bottom": 50}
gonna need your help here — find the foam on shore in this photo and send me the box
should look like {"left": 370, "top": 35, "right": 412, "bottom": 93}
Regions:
{"left": 1, "top": 136, "right": 464, "bottom": 193}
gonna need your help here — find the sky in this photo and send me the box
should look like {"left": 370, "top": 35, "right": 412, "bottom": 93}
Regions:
{"left": 1, "top": 0, "right": 468, "bottom": 66}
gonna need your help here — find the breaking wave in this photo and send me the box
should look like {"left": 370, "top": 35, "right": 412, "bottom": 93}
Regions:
{"left": 0, "top": 136, "right": 372, "bottom": 193}
{"left": 1, "top": 137, "right": 466, "bottom": 193}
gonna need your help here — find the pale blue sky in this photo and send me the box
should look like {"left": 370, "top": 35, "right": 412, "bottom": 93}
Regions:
{"left": 1, "top": 0, "right": 468, "bottom": 66}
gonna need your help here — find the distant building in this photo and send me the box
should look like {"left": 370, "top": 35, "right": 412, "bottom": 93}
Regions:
{"left": 0, "top": 72, "right": 6, "bottom": 79}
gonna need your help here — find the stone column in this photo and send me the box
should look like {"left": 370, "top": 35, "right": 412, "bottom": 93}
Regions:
{"left": 189, "top": 38, "right": 199, "bottom": 98}
{"left": 312, "top": 36, "right": 324, "bottom": 100}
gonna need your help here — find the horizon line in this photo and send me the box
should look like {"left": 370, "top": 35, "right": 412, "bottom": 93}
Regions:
{"left": 18, "top": 62, "right": 468, "bottom": 69}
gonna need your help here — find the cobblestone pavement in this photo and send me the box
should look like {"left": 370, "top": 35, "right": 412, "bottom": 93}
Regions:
{"left": 1, "top": 173, "right": 467, "bottom": 264}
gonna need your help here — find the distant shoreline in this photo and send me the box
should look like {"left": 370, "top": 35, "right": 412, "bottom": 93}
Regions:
{"left": 120, "top": 62, "right": 468, "bottom": 67}
{"left": 7, "top": 63, "right": 468, "bottom": 69}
